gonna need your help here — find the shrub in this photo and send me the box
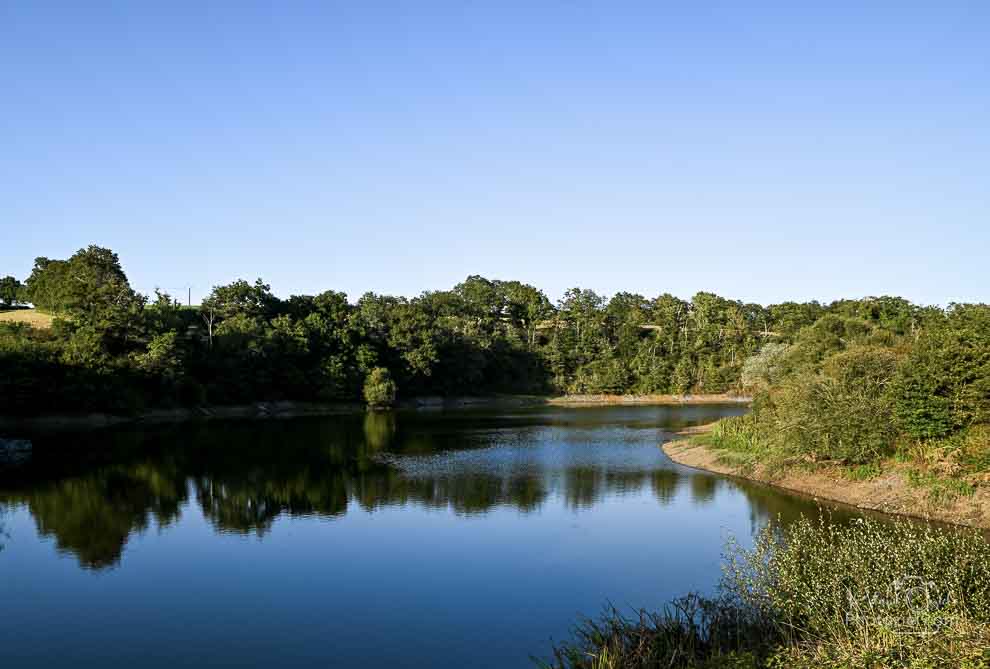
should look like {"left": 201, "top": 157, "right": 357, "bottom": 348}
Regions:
{"left": 781, "top": 315, "right": 874, "bottom": 376}
{"left": 741, "top": 343, "right": 790, "bottom": 391}
{"left": 363, "top": 367, "right": 397, "bottom": 408}
{"left": 727, "top": 516, "right": 990, "bottom": 668}
{"left": 773, "top": 348, "right": 899, "bottom": 463}
{"left": 892, "top": 356, "right": 953, "bottom": 439}
{"left": 892, "top": 305, "right": 990, "bottom": 439}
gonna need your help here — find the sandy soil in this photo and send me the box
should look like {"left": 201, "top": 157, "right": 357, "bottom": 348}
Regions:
{"left": 662, "top": 435, "right": 990, "bottom": 529}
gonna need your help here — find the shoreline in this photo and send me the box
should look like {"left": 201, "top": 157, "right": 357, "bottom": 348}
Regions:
{"left": 0, "top": 393, "right": 749, "bottom": 433}
{"left": 544, "top": 393, "right": 749, "bottom": 406}
{"left": 662, "top": 432, "right": 990, "bottom": 530}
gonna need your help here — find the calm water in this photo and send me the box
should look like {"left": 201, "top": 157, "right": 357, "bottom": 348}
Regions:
{"left": 0, "top": 404, "right": 856, "bottom": 668}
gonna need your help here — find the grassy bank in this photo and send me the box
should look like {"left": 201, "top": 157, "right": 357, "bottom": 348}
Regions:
{"left": 663, "top": 433, "right": 990, "bottom": 528}
{"left": 667, "top": 409, "right": 990, "bottom": 528}
{"left": 541, "top": 516, "right": 990, "bottom": 669}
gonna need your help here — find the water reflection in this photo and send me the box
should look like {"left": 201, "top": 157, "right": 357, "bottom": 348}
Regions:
{"left": 689, "top": 475, "right": 718, "bottom": 506}
{"left": 652, "top": 469, "right": 679, "bottom": 504}
{"left": 0, "top": 403, "right": 842, "bottom": 571}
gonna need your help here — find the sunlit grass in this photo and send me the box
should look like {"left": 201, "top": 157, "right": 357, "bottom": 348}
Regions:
{"left": 0, "top": 308, "right": 53, "bottom": 329}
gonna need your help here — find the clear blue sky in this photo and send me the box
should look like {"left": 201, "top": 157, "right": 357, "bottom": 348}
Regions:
{"left": 2, "top": 1, "right": 987, "bottom": 306}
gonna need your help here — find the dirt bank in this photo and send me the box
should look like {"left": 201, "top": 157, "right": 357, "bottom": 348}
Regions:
{"left": 546, "top": 393, "right": 749, "bottom": 406}
{"left": 662, "top": 434, "right": 990, "bottom": 530}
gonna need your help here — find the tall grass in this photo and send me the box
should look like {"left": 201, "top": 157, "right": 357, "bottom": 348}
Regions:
{"left": 540, "top": 516, "right": 990, "bottom": 669}
{"left": 538, "top": 595, "right": 772, "bottom": 669}
{"left": 701, "top": 412, "right": 795, "bottom": 475}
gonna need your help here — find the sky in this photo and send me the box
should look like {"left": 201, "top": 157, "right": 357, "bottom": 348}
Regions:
{"left": 1, "top": 1, "right": 988, "bottom": 307}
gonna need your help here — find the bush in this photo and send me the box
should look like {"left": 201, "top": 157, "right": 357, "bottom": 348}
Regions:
{"left": 893, "top": 305, "right": 990, "bottom": 439}
{"left": 728, "top": 516, "right": 990, "bottom": 668}
{"left": 363, "top": 367, "right": 397, "bottom": 408}
{"left": 771, "top": 347, "right": 899, "bottom": 463}
{"left": 741, "top": 343, "right": 790, "bottom": 391}
{"left": 781, "top": 315, "right": 874, "bottom": 376}
{"left": 892, "top": 356, "right": 953, "bottom": 439}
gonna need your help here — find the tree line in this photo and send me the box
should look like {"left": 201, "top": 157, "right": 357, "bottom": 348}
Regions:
{"left": 1, "top": 244, "right": 984, "bottom": 417}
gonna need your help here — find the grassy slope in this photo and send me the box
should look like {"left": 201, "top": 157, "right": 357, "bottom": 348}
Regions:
{"left": 0, "top": 308, "right": 53, "bottom": 329}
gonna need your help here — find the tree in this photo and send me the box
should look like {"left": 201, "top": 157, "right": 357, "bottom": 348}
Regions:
{"left": 204, "top": 278, "right": 277, "bottom": 320}
{"left": 146, "top": 289, "right": 183, "bottom": 334}
{"left": 672, "top": 357, "right": 695, "bottom": 393}
{"left": 828, "top": 296, "right": 927, "bottom": 336}
{"left": 741, "top": 343, "right": 790, "bottom": 390}
{"left": 781, "top": 315, "right": 873, "bottom": 375}
{"left": 22, "top": 257, "right": 70, "bottom": 313}
{"left": 0, "top": 276, "right": 23, "bottom": 307}
{"left": 363, "top": 367, "right": 397, "bottom": 408}
{"left": 26, "top": 247, "right": 148, "bottom": 357}
{"left": 767, "top": 301, "right": 824, "bottom": 339}
{"left": 892, "top": 304, "right": 990, "bottom": 438}
{"left": 133, "top": 331, "right": 182, "bottom": 379}
{"left": 501, "top": 280, "right": 552, "bottom": 348}
{"left": 297, "top": 290, "right": 364, "bottom": 400}
{"left": 200, "top": 278, "right": 277, "bottom": 349}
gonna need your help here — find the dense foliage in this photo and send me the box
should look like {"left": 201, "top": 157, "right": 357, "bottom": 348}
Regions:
{"left": 0, "top": 276, "right": 23, "bottom": 308}
{"left": 544, "top": 516, "right": 990, "bottom": 669}
{"left": 1, "top": 245, "right": 987, "bottom": 419}
{"left": 363, "top": 367, "right": 397, "bottom": 408}
{"left": 704, "top": 297, "right": 989, "bottom": 492}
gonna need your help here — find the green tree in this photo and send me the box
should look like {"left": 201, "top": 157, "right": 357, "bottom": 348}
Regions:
{"left": 21, "top": 257, "right": 71, "bottom": 313}
{"left": 767, "top": 300, "right": 824, "bottom": 338}
{"left": 200, "top": 278, "right": 277, "bottom": 348}
{"left": 741, "top": 343, "right": 790, "bottom": 390}
{"left": 500, "top": 280, "right": 552, "bottom": 348}
{"left": 892, "top": 304, "right": 990, "bottom": 438}
{"left": 672, "top": 356, "right": 694, "bottom": 393}
{"left": 133, "top": 331, "right": 182, "bottom": 381}
{"left": 30, "top": 247, "right": 149, "bottom": 359}
{"left": 146, "top": 289, "right": 183, "bottom": 334}
{"left": 363, "top": 367, "right": 397, "bottom": 407}
{"left": 0, "top": 275, "right": 23, "bottom": 307}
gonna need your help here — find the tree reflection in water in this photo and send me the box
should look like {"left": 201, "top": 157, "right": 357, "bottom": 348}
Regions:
{"left": 0, "top": 406, "right": 850, "bottom": 570}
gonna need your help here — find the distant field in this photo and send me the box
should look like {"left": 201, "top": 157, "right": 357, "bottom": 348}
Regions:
{"left": 0, "top": 309, "right": 54, "bottom": 329}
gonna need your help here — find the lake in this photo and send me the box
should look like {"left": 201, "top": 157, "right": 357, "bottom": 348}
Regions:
{"left": 0, "top": 404, "right": 857, "bottom": 668}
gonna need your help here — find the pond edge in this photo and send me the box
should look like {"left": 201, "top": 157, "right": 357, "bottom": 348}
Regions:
{"left": 662, "top": 431, "right": 990, "bottom": 530}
